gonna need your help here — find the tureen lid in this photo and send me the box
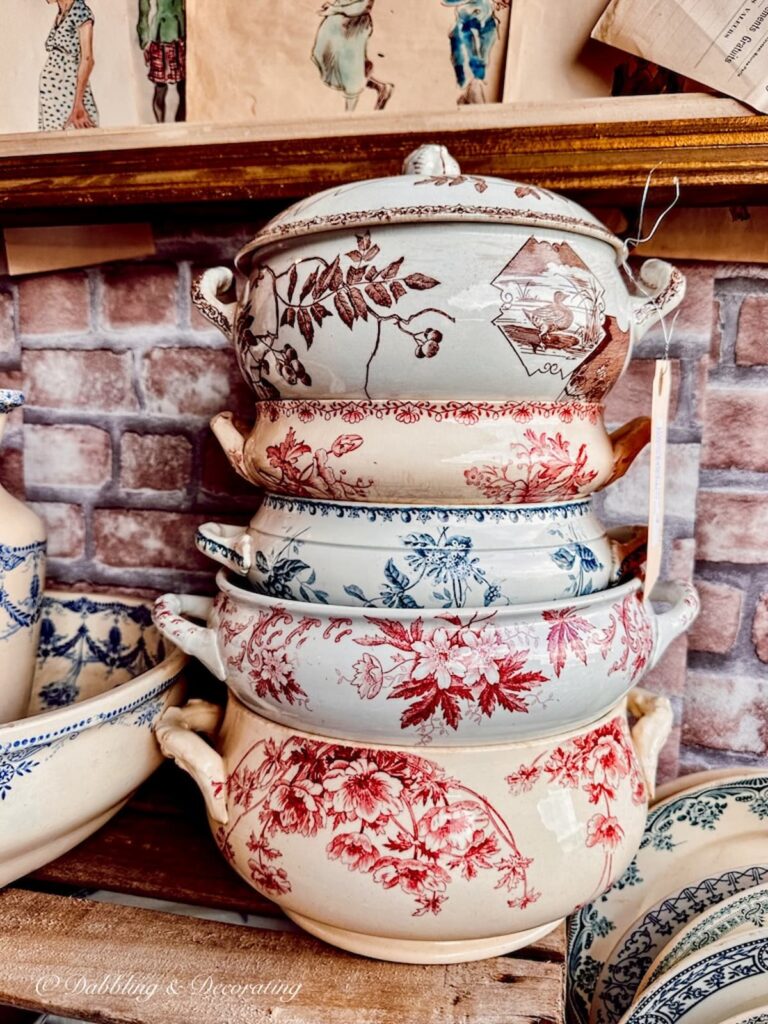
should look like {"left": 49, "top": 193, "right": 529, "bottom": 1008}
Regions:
{"left": 235, "top": 144, "right": 627, "bottom": 269}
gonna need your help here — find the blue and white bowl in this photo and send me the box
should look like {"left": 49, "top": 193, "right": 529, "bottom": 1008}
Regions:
{"left": 196, "top": 494, "right": 646, "bottom": 609}
{"left": 0, "top": 591, "right": 187, "bottom": 888}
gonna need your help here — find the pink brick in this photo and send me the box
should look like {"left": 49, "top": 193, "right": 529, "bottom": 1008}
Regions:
{"left": 142, "top": 347, "right": 250, "bottom": 417}
{"left": 736, "top": 295, "right": 768, "bottom": 366}
{"left": 0, "top": 292, "right": 17, "bottom": 359}
{"left": 102, "top": 264, "right": 178, "bottom": 329}
{"left": 17, "top": 272, "right": 90, "bottom": 334}
{"left": 30, "top": 502, "right": 85, "bottom": 559}
{"left": 25, "top": 424, "right": 111, "bottom": 487}
{"left": 93, "top": 509, "right": 210, "bottom": 571}
{"left": 642, "top": 262, "right": 715, "bottom": 342}
{"left": 120, "top": 433, "right": 193, "bottom": 491}
{"left": 683, "top": 672, "right": 768, "bottom": 755}
{"left": 23, "top": 349, "right": 138, "bottom": 412}
{"left": 693, "top": 356, "right": 710, "bottom": 427}
{"left": 0, "top": 447, "right": 24, "bottom": 499}
{"left": 696, "top": 492, "right": 768, "bottom": 563}
{"left": 688, "top": 581, "right": 744, "bottom": 654}
{"left": 604, "top": 358, "right": 680, "bottom": 424}
{"left": 701, "top": 388, "right": 768, "bottom": 471}
{"left": 754, "top": 594, "right": 768, "bottom": 664}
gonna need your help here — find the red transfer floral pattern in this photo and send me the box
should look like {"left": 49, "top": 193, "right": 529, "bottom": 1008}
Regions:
{"left": 214, "top": 735, "right": 540, "bottom": 916}
{"left": 214, "top": 595, "right": 653, "bottom": 740}
{"left": 259, "top": 399, "right": 602, "bottom": 426}
{"left": 506, "top": 715, "right": 645, "bottom": 895}
{"left": 464, "top": 429, "right": 599, "bottom": 504}
{"left": 256, "top": 426, "right": 373, "bottom": 501}
{"left": 213, "top": 718, "right": 638, "bottom": 915}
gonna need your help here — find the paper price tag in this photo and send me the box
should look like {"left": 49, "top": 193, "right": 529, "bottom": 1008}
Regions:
{"left": 644, "top": 360, "right": 671, "bottom": 600}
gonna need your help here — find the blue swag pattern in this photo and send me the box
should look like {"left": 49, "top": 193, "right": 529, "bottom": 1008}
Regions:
{"left": 0, "top": 541, "right": 45, "bottom": 643}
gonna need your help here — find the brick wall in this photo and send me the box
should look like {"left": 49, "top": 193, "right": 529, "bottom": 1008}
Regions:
{"left": 0, "top": 225, "right": 766, "bottom": 780}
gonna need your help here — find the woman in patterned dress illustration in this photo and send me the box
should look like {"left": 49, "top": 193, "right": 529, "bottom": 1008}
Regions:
{"left": 312, "top": 0, "right": 393, "bottom": 112}
{"left": 39, "top": 0, "right": 98, "bottom": 130}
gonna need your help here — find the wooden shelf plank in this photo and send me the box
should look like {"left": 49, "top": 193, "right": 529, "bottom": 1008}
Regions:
{"left": 0, "top": 889, "right": 565, "bottom": 1024}
{"left": 1, "top": 96, "right": 767, "bottom": 214}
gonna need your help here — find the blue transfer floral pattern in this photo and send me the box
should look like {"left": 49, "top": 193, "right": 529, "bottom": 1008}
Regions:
{"left": 0, "top": 594, "right": 176, "bottom": 800}
{"left": 567, "top": 776, "right": 768, "bottom": 1024}
{"left": 0, "top": 540, "right": 45, "bottom": 643}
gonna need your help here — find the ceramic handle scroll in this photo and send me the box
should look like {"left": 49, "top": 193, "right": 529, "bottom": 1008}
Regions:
{"left": 152, "top": 593, "right": 227, "bottom": 681}
{"left": 604, "top": 417, "right": 651, "bottom": 488}
{"left": 630, "top": 259, "right": 686, "bottom": 341}
{"left": 196, "top": 523, "right": 253, "bottom": 576}
{"left": 191, "top": 268, "right": 237, "bottom": 339}
{"left": 155, "top": 700, "right": 228, "bottom": 825}
{"left": 210, "top": 412, "right": 250, "bottom": 482}
{"left": 627, "top": 687, "right": 673, "bottom": 802}
{"left": 647, "top": 579, "right": 700, "bottom": 670}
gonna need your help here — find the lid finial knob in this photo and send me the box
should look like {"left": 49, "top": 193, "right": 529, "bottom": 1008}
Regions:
{"left": 402, "top": 144, "right": 461, "bottom": 177}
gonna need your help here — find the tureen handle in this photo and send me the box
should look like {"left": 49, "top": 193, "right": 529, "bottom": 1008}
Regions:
{"left": 155, "top": 700, "right": 228, "bottom": 825}
{"left": 629, "top": 259, "right": 686, "bottom": 342}
{"left": 210, "top": 411, "right": 251, "bottom": 483}
{"left": 196, "top": 523, "right": 253, "bottom": 576}
{"left": 603, "top": 416, "right": 651, "bottom": 488}
{"left": 402, "top": 144, "right": 461, "bottom": 176}
{"left": 192, "top": 268, "right": 237, "bottom": 340}
{"left": 647, "top": 579, "right": 700, "bottom": 670}
{"left": 627, "top": 687, "right": 674, "bottom": 802}
{"left": 153, "top": 593, "right": 227, "bottom": 681}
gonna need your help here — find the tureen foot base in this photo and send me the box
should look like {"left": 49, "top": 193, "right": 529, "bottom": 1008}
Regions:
{"left": 283, "top": 910, "right": 563, "bottom": 964}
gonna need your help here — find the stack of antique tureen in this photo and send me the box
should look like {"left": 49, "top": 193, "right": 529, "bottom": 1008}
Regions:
{"left": 152, "top": 145, "right": 700, "bottom": 964}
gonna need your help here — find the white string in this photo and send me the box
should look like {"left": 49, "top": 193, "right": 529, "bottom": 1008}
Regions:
{"left": 624, "top": 164, "right": 682, "bottom": 250}
{"left": 622, "top": 164, "right": 683, "bottom": 361}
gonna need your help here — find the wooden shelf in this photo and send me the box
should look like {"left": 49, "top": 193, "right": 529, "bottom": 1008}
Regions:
{"left": 1, "top": 95, "right": 768, "bottom": 220}
{"left": 0, "top": 765, "right": 566, "bottom": 1024}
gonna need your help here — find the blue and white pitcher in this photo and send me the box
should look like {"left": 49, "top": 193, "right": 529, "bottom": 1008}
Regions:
{"left": 0, "top": 391, "right": 46, "bottom": 722}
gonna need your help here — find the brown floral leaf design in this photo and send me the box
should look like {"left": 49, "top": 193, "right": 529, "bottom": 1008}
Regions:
{"left": 357, "top": 230, "right": 371, "bottom": 251}
{"left": 390, "top": 280, "right": 407, "bottom": 302}
{"left": 310, "top": 303, "right": 331, "bottom": 326}
{"left": 280, "top": 307, "right": 296, "bottom": 327}
{"left": 349, "top": 287, "right": 369, "bottom": 319}
{"left": 346, "top": 249, "right": 363, "bottom": 263}
{"left": 365, "top": 282, "right": 392, "bottom": 307}
{"left": 314, "top": 256, "right": 340, "bottom": 298}
{"left": 297, "top": 308, "right": 314, "bottom": 347}
{"left": 382, "top": 257, "right": 404, "bottom": 280}
{"left": 365, "top": 264, "right": 379, "bottom": 282}
{"left": 333, "top": 288, "right": 356, "bottom": 329}
{"left": 473, "top": 179, "right": 488, "bottom": 194}
{"left": 299, "top": 268, "right": 318, "bottom": 302}
{"left": 287, "top": 264, "right": 298, "bottom": 301}
{"left": 346, "top": 265, "right": 366, "bottom": 285}
{"left": 405, "top": 273, "right": 440, "bottom": 290}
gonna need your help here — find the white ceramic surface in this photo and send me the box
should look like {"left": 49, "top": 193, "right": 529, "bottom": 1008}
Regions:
{"left": 714, "top": 1007, "right": 768, "bottom": 1024}
{"left": 153, "top": 570, "right": 696, "bottom": 746}
{"left": 0, "top": 390, "right": 47, "bottom": 723}
{"left": 0, "top": 590, "right": 187, "bottom": 888}
{"left": 617, "top": 929, "right": 768, "bottom": 1024}
{"left": 193, "top": 146, "right": 685, "bottom": 403}
{"left": 156, "top": 689, "right": 670, "bottom": 962}
{"left": 196, "top": 494, "right": 647, "bottom": 608}
{"left": 568, "top": 773, "right": 768, "bottom": 1024}
{"left": 211, "top": 400, "right": 650, "bottom": 505}
{"left": 639, "top": 883, "right": 768, "bottom": 994}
